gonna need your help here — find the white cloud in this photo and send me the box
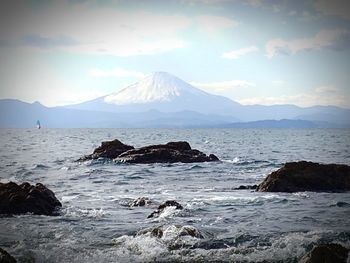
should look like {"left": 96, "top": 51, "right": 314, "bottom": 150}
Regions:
{"left": 266, "top": 29, "right": 350, "bottom": 58}
{"left": 221, "top": 46, "right": 258, "bottom": 59}
{"left": 195, "top": 15, "right": 238, "bottom": 34}
{"left": 2, "top": 2, "right": 240, "bottom": 56}
{"left": 272, "top": 80, "right": 286, "bottom": 85}
{"left": 315, "top": 85, "right": 339, "bottom": 93}
{"left": 191, "top": 80, "right": 254, "bottom": 95}
{"left": 3, "top": 2, "right": 191, "bottom": 56}
{"left": 314, "top": 0, "right": 350, "bottom": 20}
{"left": 237, "top": 87, "right": 348, "bottom": 108}
{"left": 90, "top": 68, "right": 145, "bottom": 78}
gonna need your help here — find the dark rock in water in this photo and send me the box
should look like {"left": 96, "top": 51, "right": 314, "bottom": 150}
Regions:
{"left": 136, "top": 225, "right": 203, "bottom": 239}
{"left": 299, "top": 243, "right": 349, "bottom": 263}
{"left": 147, "top": 200, "right": 183, "bottom": 218}
{"left": 178, "top": 225, "right": 204, "bottom": 239}
{"left": 129, "top": 197, "right": 150, "bottom": 207}
{"left": 0, "top": 248, "right": 17, "bottom": 263}
{"left": 234, "top": 185, "right": 258, "bottom": 190}
{"left": 0, "top": 182, "right": 62, "bottom": 216}
{"left": 116, "top": 141, "right": 219, "bottom": 163}
{"left": 257, "top": 161, "right": 350, "bottom": 192}
{"left": 78, "top": 139, "right": 219, "bottom": 163}
{"left": 77, "top": 139, "right": 134, "bottom": 161}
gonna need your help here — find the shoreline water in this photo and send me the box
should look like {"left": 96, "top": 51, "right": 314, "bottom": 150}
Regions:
{"left": 1, "top": 128, "right": 349, "bottom": 262}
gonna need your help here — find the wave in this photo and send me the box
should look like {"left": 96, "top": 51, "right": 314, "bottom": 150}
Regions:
{"left": 110, "top": 229, "right": 350, "bottom": 262}
{"left": 62, "top": 207, "right": 107, "bottom": 219}
{"left": 222, "top": 157, "right": 240, "bottom": 163}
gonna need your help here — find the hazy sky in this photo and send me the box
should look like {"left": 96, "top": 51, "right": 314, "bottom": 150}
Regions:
{"left": 0, "top": 0, "right": 350, "bottom": 108}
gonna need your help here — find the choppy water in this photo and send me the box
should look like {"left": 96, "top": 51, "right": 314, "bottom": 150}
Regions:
{"left": 0, "top": 128, "right": 350, "bottom": 262}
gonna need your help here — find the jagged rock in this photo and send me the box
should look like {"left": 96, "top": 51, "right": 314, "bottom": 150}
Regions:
{"left": 234, "top": 185, "right": 258, "bottom": 190}
{"left": 257, "top": 161, "right": 350, "bottom": 192}
{"left": 0, "top": 182, "right": 62, "bottom": 216}
{"left": 0, "top": 248, "right": 17, "bottom": 263}
{"left": 136, "top": 225, "right": 203, "bottom": 239}
{"left": 129, "top": 197, "right": 150, "bottom": 207}
{"left": 116, "top": 141, "right": 219, "bottom": 163}
{"left": 299, "top": 243, "right": 349, "bottom": 263}
{"left": 147, "top": 200, "right": 183, "bottom": 218}
{"left": 78, "top": 139, "right": 219, "bottom": 163}
{"left": 77, "top": 139, "right": 134, "bottom": 161}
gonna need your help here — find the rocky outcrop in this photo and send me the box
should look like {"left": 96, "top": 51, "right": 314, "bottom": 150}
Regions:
{"left": 299, "top": 243, "right": 349, "bottom": 263}
{"left": 0, "top": 248, "right": 17, "bottom": 263}
{"left": 116, "top": 141, "right": 219, "bottom": 163}
{"left": 257, "top": 161, "right": 350, "bottom": 193}
{"left": 78, "top": 139, "right": 219, "bottom": 163}
{"left": 129, "top": 197, "right": 150, "bottom": 207}
{"left": 0, "top": 182, "right": 62, "bottom": 216}
{"left": 78, "top": 139, "right": 134, "bottom": 161}
{"left": 148, "top": 200, "right": 183, "bottom": 218}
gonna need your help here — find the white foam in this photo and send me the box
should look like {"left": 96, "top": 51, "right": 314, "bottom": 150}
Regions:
{"left": 222, "top": 157, "right": 240, "bottom": 163}
{"left": 63, "top": 207, "right": 107, "bottom": 219}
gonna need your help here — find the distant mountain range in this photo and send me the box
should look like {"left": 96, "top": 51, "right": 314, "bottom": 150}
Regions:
{"left": 1, "top": 72, "right": 350, "bottom": 128}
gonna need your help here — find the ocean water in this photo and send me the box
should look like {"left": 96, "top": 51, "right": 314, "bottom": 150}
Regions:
{"left": 0, "top": 128, "right": 350, "bottom": 263}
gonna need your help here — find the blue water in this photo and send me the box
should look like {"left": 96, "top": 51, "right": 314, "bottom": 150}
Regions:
{"left": 0, "top": 128, "right": 350, "bottom": 262}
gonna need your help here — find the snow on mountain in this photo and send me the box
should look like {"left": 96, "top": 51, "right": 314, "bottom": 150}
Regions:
{"left": 66, "top": 72, "right": 240, "bottom": 115}
{"left": 63, "top": 72, "right": 350, "bottom": 124}
{"left": 104, "top": 72, "right": 210, "bottom": 105}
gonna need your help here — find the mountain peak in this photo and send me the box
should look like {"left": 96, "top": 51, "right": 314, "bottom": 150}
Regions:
{"left": 104, "top": 72, "right": 207, "bottom": 105}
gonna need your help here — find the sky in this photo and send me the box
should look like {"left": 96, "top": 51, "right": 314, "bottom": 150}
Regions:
{"left": 0, "top": 0, "right": 349, "bottom": 108}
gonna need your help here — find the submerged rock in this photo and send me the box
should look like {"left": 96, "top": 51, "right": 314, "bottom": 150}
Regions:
{"left": 117, "top": 141, "right": 219, "bottom": 163}
{"left": 0, "top": 182, "right": 62, "bottom": 216}
{"left": 136, "top": 225, "right": 203, "bottom": 239}
{"left": 129, "top": 197, "right": 151, "bottom": 207}
{"left": 0, "top": 248, "right": 17, "bottom": 263}
{"left": 299, "top": 243, "right": 349, "bottom": 263}
{"left": 147, "top": 200, "right": 183, "bottom": 218}
{"left": 234, "top": 185, "right": 258, "bottom": 190}
{"left": 78, "top": 139, "right": 134, "bottom": 161}
{"left": 257, "top": 161, "right": 350, "bottom": 192}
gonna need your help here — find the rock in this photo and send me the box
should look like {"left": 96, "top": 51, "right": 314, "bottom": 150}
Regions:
{"left": 299, "top": 243, "right": 349, "bottom": 263}
{"left": 234, "top": 185, "right": 258, "bottom": 190}
{"left": 129, "top": 197, "right": 150, "bottom": 207}
{"left": 78, "top": 140, "right": 219, "bottom": 163}
{"left": 136, "top": 225, "right": 203, "bottom": 239}
{"left": 147, "top": 200, "right": 183, "bottom": 218}
{"left": 77, "top": 139, "right": 134, "bottom": 161}
{"left": 0, "top": 182, "right": 62, "bottom": 216}
{"left": 0, "top": 248, "right": 17, "bottom": 263}
{"left": 116, "top": 141, "right": 219, "bottom": 163}
{"left": 257, "top": 161, "right": 350, "bottom": 192}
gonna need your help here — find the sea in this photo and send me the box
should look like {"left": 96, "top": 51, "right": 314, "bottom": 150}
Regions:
{"left": 0, "top": 128, "right": 350, "bottom": 262}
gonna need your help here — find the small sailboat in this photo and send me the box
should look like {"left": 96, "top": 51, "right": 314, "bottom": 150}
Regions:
{"left": 36, "top": 120, "right": 41, "bottom": 129}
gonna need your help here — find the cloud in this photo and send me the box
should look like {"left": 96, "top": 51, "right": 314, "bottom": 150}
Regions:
{"left": 191, "top": 80, "right": 255, "bottom": 95}
{"left": 272, "top": 80, "right": 286, "bottom": 85}
{"left": 90, "top": 68, "right": 145, "bottom": 78}
{"left": 195, "top": 15, "right": 238, "bottom": 34}
{"left": 266, "top": 29, "right": 350, "bottom": 58}
{"left": 314, "top": 0, "right": 350, "bottom": 20}
{"left": 21, "top": 34, "right": 79, "bottom": 48}
{"left": 2, "top": 2, "right": 191, "bottom": 56}
{"left": 237, "top": 86, "right": 347, "bottom": 107}
{"left": 315, "top": 85, "right": 339, "bottom": 93}
{"left": 221, "top": 46, "right": 258, "bottom": 59}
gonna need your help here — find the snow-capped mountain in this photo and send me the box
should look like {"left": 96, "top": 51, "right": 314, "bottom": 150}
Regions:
{"left": 63, "top": 71, "right": 350, "bottom": 125}
{"left": 104, "top": 72, "right": 209, "bottom": 105}
{"left": 66, "top": 72, "right": 241, "bottom": 115}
